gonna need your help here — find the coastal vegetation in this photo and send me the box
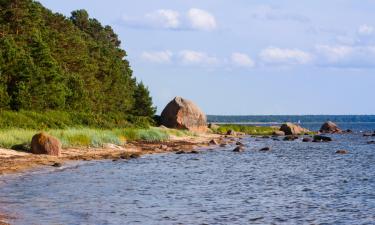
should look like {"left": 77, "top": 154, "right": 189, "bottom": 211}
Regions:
{"left": 0, "top": 127, "right": 195, "bottom": 149}
{"left": 212, "top": 124, "right": 279, "bottom": 135}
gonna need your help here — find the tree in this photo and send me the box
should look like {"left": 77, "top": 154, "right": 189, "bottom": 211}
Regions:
{"left": 133, "top": 82, "right": 156, "bottom": 117}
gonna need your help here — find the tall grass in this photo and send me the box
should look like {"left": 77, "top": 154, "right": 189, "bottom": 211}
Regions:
{"left": 0, "top": 127, "right": 177, "bottom": 149}
{"left": 213, "top": 124, "right": 279, "bottom": 135}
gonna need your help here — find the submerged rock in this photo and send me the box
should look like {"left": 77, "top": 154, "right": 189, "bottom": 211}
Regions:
{"left": 259, "top": 147, "right": 271, "bottom": 152}
{"left": 51, "top": 162, "right": 62, "bottom": 167}
{"left": 320, "top": 121, "right": 342, "bottom": 134}
{"left": 313, "top": 135, "right": 332, "bottom": 142}
{"left": 160, "top": 96, "right": 207, "bottom": 132}
{"left": 280, "top": 123, "right": 309, "bottom": 135}
{"left": 31, "top": 132, "right": 62, "bottom": 156}
{"left": 336, "top": 150, "right": 349, "bottom": 154}
{"left": 302, "top": 137, "right": 312, "bottom": 142}
{"left": 233, "top": 146, "right": 245, "bottom": 152}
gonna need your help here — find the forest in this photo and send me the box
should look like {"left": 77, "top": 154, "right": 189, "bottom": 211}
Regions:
{"left": 0, "top": 0, "right": 155, "bottom": 128}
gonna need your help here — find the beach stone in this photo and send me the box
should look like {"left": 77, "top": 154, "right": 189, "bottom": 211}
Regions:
{"left": 280, "top": 123, "right": 310, "bottom": 135}
{"left": 272, "top": 131, "right": 285, "bottom": 136}
{"left": 52, "top": 162, "right": 62, "bottom": 167}
{"left": 160, "top": 144, "right": 169, "bottom": 150}
{"left": 259, "top": 147, "right": 271, "bottom": 152}
{"left": 236, "top": 141, "right": 244, "bottom": 146}
{"left": 31, "top": 132, "right": 62, "bottom": 156}
{"left": 262, "top": 135, "right": 270, "bottom": 139}
{"left": 345, "top": 129, "right": 353, "bottom": 133}
{"left": 336, "top": 150, "right": 349, "bottom": 154}
{"left": 367, "top": 141, "right": 375, "bottom": 144}
{"left": 220, "top": 143, "right": 227, "bottom": 147}
{"left": 233, "top": 146, "right": 245, "bottom": 152}
{"left": 160, "top": 96, "right": 207, "bottom": 132}
{"left": 302, "top": 137, "right": 312, "bottom": 142}
{"left": 313, "top": 135, "right": 332, "bottom": 142}
{"left": 320, "top": 121, "right": 342, "bottom": 134}
{"left": 209, "top": 139, "right": 219, "bottom": 145}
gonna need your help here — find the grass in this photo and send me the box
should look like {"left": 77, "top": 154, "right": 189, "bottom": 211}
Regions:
{"left": 0, "top": 110, "right": 152, "bottom": 129}
{"left": 213, "top": 124, "right": 279, "bottom": 135}
{"left": 0, "top": 127, "right": 184, "bottom": 150}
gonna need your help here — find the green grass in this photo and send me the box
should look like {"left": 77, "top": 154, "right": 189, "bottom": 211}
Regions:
{"left": 0, "top": 110, "right": 152, "bottom": 129}
{"left": 0, "top": 127, "right": 182, "bottom": 150}
{"left": 213, "top": 124, "right": 279, "bottom": 136}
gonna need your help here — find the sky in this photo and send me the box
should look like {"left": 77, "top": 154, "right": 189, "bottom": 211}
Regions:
{"left": 39, "top": 0, "right": 375, "bottom": 115}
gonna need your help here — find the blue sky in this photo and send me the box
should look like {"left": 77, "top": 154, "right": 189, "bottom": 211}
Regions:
{"left": 39, "top": 0, "right": 375, "bottom": 115}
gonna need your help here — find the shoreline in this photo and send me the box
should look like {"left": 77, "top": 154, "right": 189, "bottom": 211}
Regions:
{"left": 0, "top": 132, "right": 223, "bottom": 176}
{"left": 0, "top": 132, "right": 225, "bottom": 224}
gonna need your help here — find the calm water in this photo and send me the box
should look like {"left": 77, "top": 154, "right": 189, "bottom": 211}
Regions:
{"left": 1, "top": 123, "right": 375, "bottom": 225}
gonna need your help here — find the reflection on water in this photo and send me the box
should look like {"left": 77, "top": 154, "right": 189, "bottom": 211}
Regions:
{"left": 0, "top": 130, "right": 375, "bottom": 224}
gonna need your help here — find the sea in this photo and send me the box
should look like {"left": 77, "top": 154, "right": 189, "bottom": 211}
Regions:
{"left": 0, "top": 115, "right": 374, "bottom": 225}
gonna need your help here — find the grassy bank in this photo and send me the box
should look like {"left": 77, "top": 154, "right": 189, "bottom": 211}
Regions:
{"left": 213, "top": 124, "right": 279, "bottom": 135}
{"left": 0, "top": 127, "right": 194, "bottom": 150}
{"left": 0, "top": 110, "right": 153, "bottom": 129}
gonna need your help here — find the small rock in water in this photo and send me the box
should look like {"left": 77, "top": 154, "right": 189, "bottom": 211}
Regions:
{"left": 233, "top": 146, "right": 245, "bottom": 152}
{"left": 283, "top": 135, "right": 298, "bottom": 141}
{"left": 367, "top": 141, "right": 375, "bottom": 144}
{"left": 236, "top": 141, "right": 244, "bottom": 146}
{"left": 313, "top": 135, "right": 332, "bottom": 142}
{"left": 188, "top": 150, "right": 199, "bottom": 154}
{"left": 220, "top": 143, "right": 227, "bottom": 147}
{"left": 272, "top": 138, "right": 280, "bottom": 141}
{"left": 302, "top": 137, "right": 312, "bottom": 142}
{"left": 259, "top": 147, "right": 271, "bottom": 152}
{"left": 175, "top": 150, "right": 185, "bottom": 154}
{"left": 363, "top": 133, "right": 373, "bottom": 137}
{"left": 262, "top": 136, "right": 270, "bottom": 139}
{"left": 51, "top": 162, "right": 62, "bottom": 167}
{"left": 336, "top": 150, "right": 349, "bottom": 154}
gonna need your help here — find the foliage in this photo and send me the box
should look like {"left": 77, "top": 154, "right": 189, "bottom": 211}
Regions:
{"left": 214, "top": 124, "right": 279, "bottom": 135}
{"left": 0, "top": 0, "right": 155, "bottom": 121}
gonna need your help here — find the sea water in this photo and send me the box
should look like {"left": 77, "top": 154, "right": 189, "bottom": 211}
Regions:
{"left": 0, "top": 122, "right": 374, "bottom": 225}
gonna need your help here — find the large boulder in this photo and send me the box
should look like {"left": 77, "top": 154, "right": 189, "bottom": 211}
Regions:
{"left": 320, "top": 121, "right": 342, "bottom": 134}
{"left": 280, "top": 123, "right": 309, "bottom": 135}
{"left": 161, "top": 97, "right": 207, "bottom": 132}
{"left": 31, "top": 132, "right": 62, "bottom": 156}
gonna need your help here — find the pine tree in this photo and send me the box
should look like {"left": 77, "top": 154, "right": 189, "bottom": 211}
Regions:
{"left": 133, "top": 82, "right": 156, "bottom": 117}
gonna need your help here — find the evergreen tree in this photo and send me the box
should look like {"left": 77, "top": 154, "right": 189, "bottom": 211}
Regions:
{"left": 133, "top": 82, "right": 156, "bottom": 117}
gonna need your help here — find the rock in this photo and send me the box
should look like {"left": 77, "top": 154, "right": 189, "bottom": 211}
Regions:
{"left": 160, "top": 96, "right": 207, "bottom": 132}
{"left": 272, "top": 138, "right": 280, "bottom": 141}
{"left": 233, "top": 146, "right": 245, "bottom": 152}
{"left": 302, "top": 137, "right": 312, "bottom": 142}
{"left": 345, "top": 129, "right": 353, "bottom": 133}
{"left": 280, "top": 123, "right": 310, "bottom": 135}
{"left": 336, "top": 150, "right": 349, "bottom": 154}
{"left": 259, "top": 147, "right": 271, "bottom": 151}
{"left": 188, "top": 150, "right": 199, "bottom": 154}
{"left": 320, "top": 121, "right": 342, "bottom": 134}
{"left": 313, "top": 135, "right": 332, "bottom": 142}
{"left": 160, "top": 144, "right": 169, "bottom": 150}
{"left": 367, "top": 141, "right": 375, "bottom": 144}
{"left": 283, "top": 135, "right": 298, "bottom": 141}
{"left": 363, "top": 133, "right": 373, "bottom": 137}
{"left": 220, "top": 143, "right": 227, "bottom": 147}
{"left": 31, "top": 132, "right": 62, "bottom": 156}
{"left": 272, "top": 131, "right": 285, "bottom": 136}
{"left": 262, "top": 136, "right": 270, "bottom": 139}
{"left": 175, "top": 150, "right": 185, "bottom": 154}
{"left": 208, "top": 123, "right": 220, "bottom": 130}
{"left": 51, "top": 162, "right": 62, "bottom": 167}
{"left": 209, "top": 139, "right": 219, "bottom": 145}
{"left": 236, "top": 141, "right": 244, "bottom": 146}
{"left": 226, "top": 130, "right": 237, "bottom": 136}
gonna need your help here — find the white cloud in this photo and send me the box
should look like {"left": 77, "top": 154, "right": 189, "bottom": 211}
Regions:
{"left": 122, "top": 8, "right": 217, "bottom": 31}
{"left": 145, "top": 9, "right": 180, "bottom": 29}
{"left": 358, "top": 24, "right": 374, "bottom": 35}
{"left": 231, "top": 53, "right": 255, "bottom": 67}
{"left": 260, "top": 47, "right": 312, "bottom": 65}
{"left": 178, "top": 50, "right": 219, "bottom": 65}
{"left": 187, "top": 8, "right": 217, "bottom": 31}
{"left": 315, "top": 44, "right": 375, "bottom": 68}
{"left": 141, "top": 50, "right": 173, "bottom": 63}
{"left": 251, "top": 5, "right": 310, "bottom": 23}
